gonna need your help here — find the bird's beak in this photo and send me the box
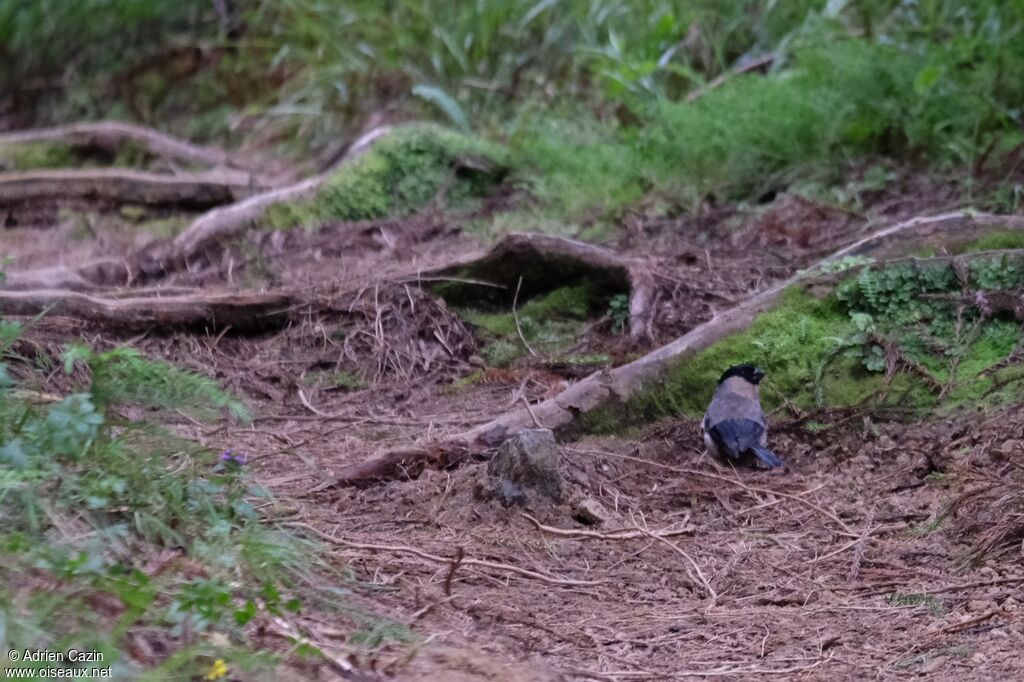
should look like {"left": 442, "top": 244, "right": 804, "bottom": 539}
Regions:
{"left": 754, "top": 368, "right": 766, "bottom": 382}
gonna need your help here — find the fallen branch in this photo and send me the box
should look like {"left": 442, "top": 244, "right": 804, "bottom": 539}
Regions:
{"left": 1, "top": 261, "right": 132, "bottom": 291}
{"left": 0, "top": 289, "right": 292, "bottom": 332}
{"left": 131, "top": 124, "right": 394, "bottom": 277}
{"left": 0, "top": 121, "right": 232, "bottom": 168}
{"left": 312, "top": 212, "right": 1024, "bottom": 488}
{"left": 804, "top": 247, "right": 1024, "bottom": 291}
{"left": 458, "top": 212, "right": 1024, "bottom": 447}
{"left": 286, "top": 521, "right": 603, "bottom": 587}
{"left": 144, "top": 171, "right": 330, "bottom": 273}
{"left": 0, "top": 168, "right": 261, "bottom": 206}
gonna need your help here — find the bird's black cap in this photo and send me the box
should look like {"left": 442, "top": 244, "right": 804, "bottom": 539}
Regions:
{"left": 718, "top": 364, "right": 765, "bottom": 385}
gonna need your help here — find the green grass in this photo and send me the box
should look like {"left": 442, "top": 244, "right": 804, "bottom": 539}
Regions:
{"left": 6, "top": 1, "right": 1022, "bottom": 226}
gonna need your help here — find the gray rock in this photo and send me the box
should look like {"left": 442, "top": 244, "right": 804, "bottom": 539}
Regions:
{"left": 571, "top": 496, "right": 608, "bottom": 525}
{"left": 488, "top": 429, "right": 562, "bottom": 504}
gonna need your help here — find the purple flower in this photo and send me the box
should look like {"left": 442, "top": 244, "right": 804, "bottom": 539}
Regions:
{"left": 219, "top": 449, "right": 248, "bottom": 466}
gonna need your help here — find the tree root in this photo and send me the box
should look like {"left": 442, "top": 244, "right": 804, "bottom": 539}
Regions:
{"left": 0, "top": 121, "right": 232, "bottom": 168}
{"left": 310, "top": 442, "right": 471, "bottom": 490}
{"left": 0, "top": 125, "right": 396, "bottom": 290}
{"left": 310, "top": 211, "right": 1024, "bottom": 489}
{"left": 456, "top": 211, "right": 1024, "bottom": 447}
{"left": 0, "top": 289, "right": 292, "bottom": 332}
{"left": 135, "top": 171, "right": 331, "bottom": 277}
{"left": 0, "top": 168, "right": 262, "bottom": 207}
{"left": 420, "top": 232, "right": 657, "bottom": 339}
{"left": 143, "top": 124, "right": 394, "bottom": 276}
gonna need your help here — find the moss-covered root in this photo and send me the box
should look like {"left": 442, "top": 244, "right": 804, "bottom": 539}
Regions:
{"left": 581, "top": 254, "right": 1024, "bottom": 435}
{"left": 266, "top": 123, "right": 508, "bottom": 228}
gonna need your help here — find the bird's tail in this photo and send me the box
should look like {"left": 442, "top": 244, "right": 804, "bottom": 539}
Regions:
{"left": 751, "top": 445, "right": 784, "bottom": 468}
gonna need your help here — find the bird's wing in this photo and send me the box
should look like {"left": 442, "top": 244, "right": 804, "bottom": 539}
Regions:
{"left": 707, "top": 418, "right": 765, "bottom": 459}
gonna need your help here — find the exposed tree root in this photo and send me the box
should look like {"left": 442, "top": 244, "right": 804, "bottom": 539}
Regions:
{"left": 1, "top": 262, "right": 130, "bottom": 291}
{"left": 0, "top": 121, "right": 232, "bottom": 168}
{"left": 309, "top": 211, "right": 1024, "bottom": 489}
{"left": 311, "top": 443, "right": 471, "bottom": 489}
{"left": 0, "top": 168, "right": 261, "bottom": 206}
{"left": 127, "top": 124, "right": 395, "bottom": 278}
{"left": 0, "top": 125, "right": 396, "bottom": 291}
{"left": 136, "top": 171, "right": 330, "bottom": 276}
{"left": 421, "top": 232, "right": 656, "bottom": 339}
{"left": 0, "top": 289, "right": 292, "bottom": 332}
{"left": 458, "top": 211, "right": 1023, "bottom": 447}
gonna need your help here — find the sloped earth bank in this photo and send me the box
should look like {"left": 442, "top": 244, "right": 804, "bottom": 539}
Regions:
{"left": 3, "top": 132, "right": 1024, "bottom": 680}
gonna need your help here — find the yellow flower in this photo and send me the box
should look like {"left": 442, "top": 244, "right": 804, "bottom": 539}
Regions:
{"left": 204, "top": 658, "right": 229, "bottom": 681}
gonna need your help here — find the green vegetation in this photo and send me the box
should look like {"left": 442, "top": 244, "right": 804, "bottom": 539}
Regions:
{"left": 267, "top": 124, "right": 506, "bottom": 228}
{"left": 0, "top": 142, "right": 76, "bottom": 171}
{"left": 0, "top": 320, "right": 354, "bottom": 679}
{"left": 5, "top": 2, "right": 1023, "bottom": 230}
{"left": 581, "top": 252, "right": 1024, "bottom": 433}
{"left": 303, "top": 369, "right": 365, "bottom": 392}
{"left": 459, "top": 284, "right": 595, "bottom": 368}
{"left": 0, "top": 139, "right": 157, "bottom": 172}
{"left": 887, "top": 592, "right": 945, "bottom": 616}
{"left": 579, "top": 289, "right": 892, "bottom": 433}
{"left": 958, "top": 230, "right": 1024, "bottom": 254}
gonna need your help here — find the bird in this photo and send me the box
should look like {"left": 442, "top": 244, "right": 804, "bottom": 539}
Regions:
{"left": 701, "top": 363, "right": 784, "bottom": 469}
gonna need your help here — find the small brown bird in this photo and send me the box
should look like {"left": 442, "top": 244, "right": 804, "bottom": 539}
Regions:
{"left": 701, "top": 364, "right": 783, "bottom": 469}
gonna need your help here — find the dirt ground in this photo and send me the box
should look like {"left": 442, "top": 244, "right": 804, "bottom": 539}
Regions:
{"left": 3, "top": 181, "right": 1023, "bottom": 681}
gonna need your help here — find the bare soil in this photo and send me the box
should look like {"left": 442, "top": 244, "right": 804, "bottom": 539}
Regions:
{"left": 3, "top": 183, "right": 1022, "bottom": 681}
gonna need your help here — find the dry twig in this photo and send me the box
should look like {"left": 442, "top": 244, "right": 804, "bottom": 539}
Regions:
{"left": 286, "top": 522, "right": 604, "bottom": 587}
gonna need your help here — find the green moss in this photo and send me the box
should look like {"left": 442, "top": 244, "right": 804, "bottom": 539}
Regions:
{"left": 0, "top": 142, "right": 76, "bottom": 171}
{"left": 459, "top": 284, "right": 594, "bottom": 368}
{"left": 120, "top": 205, "right": 147, "bottom": 220}
{"left": 578, "top": 254, "right": 1024, "bottom": 435}
{"left": 303, "top": 370, "right": 364, "bottom": 391}
{"left": 443, "top": 370, "right": 486, "bottom": 394}
{"left": 138, "top": 215, "right": 189, "bottom": 239}
{"left": 562, "top": 353, "right": 611, "bottom": 365}
{"left": 462, "top": 284, "right": 590, "bottom": 336}
{"left": 112, "top": 140, "right": 151, "bottom": 168}
{"left": 958, "top": 229, "right": 1024, "bottom": 254}
{"left": 266, "top": 124, "right": 507, "bottom": 228}
{"left": 481, "top": 339, "right": 523, "bottom": 368}
{"left": 579, "top": 289, "right": 876, "bottom": 433}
